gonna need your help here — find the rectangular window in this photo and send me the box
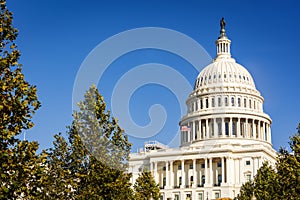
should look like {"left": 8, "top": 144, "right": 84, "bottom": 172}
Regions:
{"left": 189, "top": 164, "right": 193, "bottom": 169}
{"left": 178, "top": 165, "right": 182, "bottom": 170}
{"left": 218, "top": 97, "right": 221, "bottom": 107}
{"left": 225, "top": 97, "right": 228, "bottom": 106}
{"left": 246, "top": 174, "right": 251, "bottom": 182}
{"left": 218, "top": 174, "right": 222, "bottom": 185}
{"left": 218, "top": 122, "right": 222, "bottom": 135}
{"left": 217, "top": 162, "right": 222, "bottom": 167}
{"left": 201, "top": 163, "right": 205, "bottom": 168}
{"left": 225, "top": 122, "right": 229, "bottom": 136}
{"left": 179, "top": 177, "right": 182, "bottom": 185}
{"left": 244, "top": 98, "right": 247, "bottom": 107}
{"left": 175, "top": 194, "right": 180, "bottom": 200}
{"left": 238, "top": 98, "right": 241, "bottom": 107}
{"left": 246, "top": 160, "right": 251, "bottom": 165}
{"left": 231, "top": 97, "right": 235, "bottom": 106}
{"left": 212, "top": 98, "right": 215, "bottom": 107}
{"left": 198, "top": 193, "right": 203, "bottom": 200}
{"left": 232, "top": 122, "right": 236, "bottom": 135}
{"left": 215, "top": 192, "right": 220, "bottom": 199}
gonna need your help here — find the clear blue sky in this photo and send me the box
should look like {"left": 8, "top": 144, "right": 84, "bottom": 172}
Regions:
{"left": 7, "top": 0, "right": 300, "bottom": 152}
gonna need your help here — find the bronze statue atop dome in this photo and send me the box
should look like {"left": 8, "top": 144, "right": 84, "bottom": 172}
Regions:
{"left": 220, "top": 17, "right": 226, "bottom": 30}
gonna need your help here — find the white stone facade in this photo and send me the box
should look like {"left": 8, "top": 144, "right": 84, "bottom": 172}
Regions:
{"left": 128, "top": 20, "right": 277, "bottom": 200}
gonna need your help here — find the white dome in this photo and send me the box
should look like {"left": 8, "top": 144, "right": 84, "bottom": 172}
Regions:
{"left": 194, "top": 59, "right": 256, "bottom": 91}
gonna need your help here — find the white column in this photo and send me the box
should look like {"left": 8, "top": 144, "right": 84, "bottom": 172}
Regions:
{"left": 252, "top": 119, "right": 256, "bottom": 139}
{"left": 237, "top": 118, "right": 241, "bottom": 137}
{"left": 209, "top": 158, "right": 213, "bottom": 185}
{"left": 181, "top": 160, "right": 185, "bottom": 188}
{"left": 226, "top": 157, "right": 231, "bottom": 184}
{"left": 268, "top": 124, "right": 272, "bottom": 143}
{"left": 193, "top": 159, "right": 197, "bottom": 188}
{"left": 170, "top": 161, "right": 173, "bottom": 188}
{"left": 263, "top": 122, "right": 266, "bottom": 141}
{"left": 221, "top": 157, "right": 225, "bottom": 184}
{"left": 193, "top": 121, "right": 196, "bottom": 141}
{"left": 204, "top": 158, "right": 208, "bottom": 186}
{"left": 154, "top": 162, "right": 158, "bottom": 183}
{"left": 187, "top": 122, "right": 190, "bottom": 142}
{"left": 165, "top": 161, "right": 169, "bottom": 188}
{"left": 214, "top": 118, "right": 218, "bottom": 138}
{"left": 229, "top": 118, "right": 232, "bottom": 137}
{"left": 253, "top": 157, "right": 257, "bottom": 178}
{"left": 222, "top": 118, "right": 225, "bottom": 137}
{"left": 257, "top": 121, "right": 260, "bottom": 139}
{"left": 199, "top": 120, "right": 202, "bottom": 140}
{"left": 239, "top": 158, "right": 243, "bottom": 184}
{"left": 206, "top": 119, "right": 209, "bottom": 139}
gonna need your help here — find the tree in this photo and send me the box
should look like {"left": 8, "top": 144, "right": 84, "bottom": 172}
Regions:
{"left": 235, "top": 181, "right": 254, "bottom": 200}
{"left": 276, "top": 123, "right": 300, "bottom": 199}
{"left": 253, "top": 162, "right": 277, "bottom": 200}
{"left": 0, "top": 1, "right": 43, "bottom": 199}
{"left": 236, "top": 123, "right": 300, "bottom": 200}
{"left": 44, "top": 85, "right": 133, "bottom": 199}
{"left": 134, "top": 169, "right": 160, "bottom": 200}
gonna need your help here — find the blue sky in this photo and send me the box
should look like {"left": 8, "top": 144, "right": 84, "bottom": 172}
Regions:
{"left": 7, "top": 0, "right": 300, "bottom": 152}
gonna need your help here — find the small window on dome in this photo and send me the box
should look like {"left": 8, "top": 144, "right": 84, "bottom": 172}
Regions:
{"left": 225, "top": 97, "right": 228, "bottom": 106}
{"left": 218, "top": 97, "right": 221, "bottom": 107}
{"left": 243, "top": 76, "right": 246, "bottom": 80}
{"left": 205, "top": 76, "right": 207, "bottom": 81}
{"left": 247, "top": 77, "right": 249, "bottom": 81}
{"left": 224, "top": 74, "right": 227, "bottom": 78}
{"left": 206, "top": 98, "right": 209, "bottom": 108}
{"left": 219, "top": 74, "right": 221, "bottom": 79}
{"left": 209, "top": 75, "right": 211, "bottom": 80}
{"left": 214, "top": 74, "right": 216, "bottom": 79}
{"left": 238, "top": 98, "right": 241, "bottom": 107}
{"left": 212, "top": 98, "right": 215, "bottom": 107}
{"left": 244, "top": 98, "right": 247, "bottom": 108}
{"left": 234, "top": 74, "right": 237, "bottom": 78}
{"left": 231, "top": 97, "right": 235, "bottom": 106}
{"left": 249, "top": 99, "right": 252, "bottom": 109}
{"left": 229, "top": 74, "right": 232, "bottom": 78}
{"left": 239, "top": 75, "right": 241, "bottom": 79}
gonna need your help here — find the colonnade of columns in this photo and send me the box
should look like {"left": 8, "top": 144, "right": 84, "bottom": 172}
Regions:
{"left": 181, "top": 117, "right": 271, "bottom": 144}
{"left": 150, "top": 156, "right": 262, "bottom": 190}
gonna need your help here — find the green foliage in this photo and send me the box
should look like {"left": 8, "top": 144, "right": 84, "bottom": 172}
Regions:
{"left": 235, "top": 181, "right": 254, "bottom": 200}
{"left": 237, "top": 123, "right": 300, "bottom": 200}
{"left": 134, "top": 169, "right": 160, "bottom": 200}
{"left": 0, "top": 1, "right": 43, "bottom": 199}
{"left": 44, "top": 85, "right": 134, "bottom": 199}
{"left": 253, "top": 162, "right": 277, "bottom": 200}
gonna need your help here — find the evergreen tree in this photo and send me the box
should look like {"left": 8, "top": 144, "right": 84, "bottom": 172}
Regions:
{"left": 134, "top": 169, "right": 160, "bottom": 200}
{"left": 276, "top": 123, "right": 300, "bottom": 199}
{"left": 253, "top": 162, "right": 277, "bottom": 200}
{"left": 237, "top": 123, "right": 300, "bottom": 200}
{"left": 235, "top": 181, "right": 254, "bottom": 200}
{"left": 45, "top": 85, "right": 133, "bottom": 199}
{"left": 0, "top": 1, "right": 43, "bottom": 199}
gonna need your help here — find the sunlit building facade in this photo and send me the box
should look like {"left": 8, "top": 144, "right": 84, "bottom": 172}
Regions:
{"left": 128, "top": 20, "right": 277, "bottom": 200}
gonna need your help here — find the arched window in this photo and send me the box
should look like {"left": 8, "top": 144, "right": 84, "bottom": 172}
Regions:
{"left": 244, "top": 98, "right": 247, "bottom": 108}
{"left": 231, "top": 97, "right": 235, "bottom": 106}
{"left": 249, "top": 99, "right": 252, "bottom": 109}
{"left": 238, "top": 98, "right": 241, "bottom": 107}
{"left": 225, "top": 97, "right": 228, "bottom": 106}
{"left": 212, "top": 98, "right": 215, "bottom": 107}
{"left": 218, "top": 97, "right": 221, "bottom": 107}
{"left": 206, "top": 98, "right": 209, "bottom": 108}
{"left": 200, "top": 99, "right": 203, "bottom": 109}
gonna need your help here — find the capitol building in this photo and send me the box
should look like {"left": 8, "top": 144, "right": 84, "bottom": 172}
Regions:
{"left": 128, "top": 19, "right": 277, "bottom": 200}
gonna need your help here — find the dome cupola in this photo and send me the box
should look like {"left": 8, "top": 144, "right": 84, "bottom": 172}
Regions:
{"left": 180, "top": 18, "right": 272, "bottom": 148}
